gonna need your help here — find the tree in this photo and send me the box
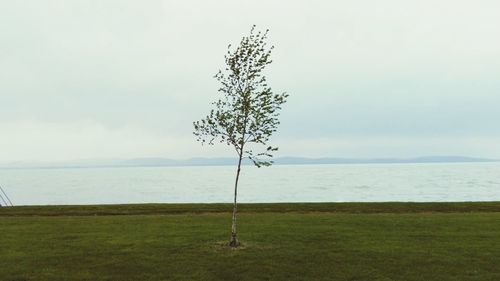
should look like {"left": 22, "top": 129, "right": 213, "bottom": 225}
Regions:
{"left": 193, "top": 25, "right": 288, "bottom": 247}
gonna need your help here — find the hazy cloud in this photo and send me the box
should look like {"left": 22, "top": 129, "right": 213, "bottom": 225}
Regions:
{"left": 1, "top": 0, "right": 499, "bottom": 162}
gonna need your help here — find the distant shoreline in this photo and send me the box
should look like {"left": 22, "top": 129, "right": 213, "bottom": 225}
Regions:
{"left": 0, "top": 156, "right": 498, "bottom": 170}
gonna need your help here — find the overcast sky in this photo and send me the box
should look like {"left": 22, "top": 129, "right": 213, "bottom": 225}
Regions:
{"left": 1, "top": 0, "right": 499, "bottom": 162}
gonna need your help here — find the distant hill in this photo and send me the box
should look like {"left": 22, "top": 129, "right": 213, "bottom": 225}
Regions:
{"left": 122, "top": 156, "right": 498, "bottom": 167}
{"left": 0, "top": 156, "right": 497, "bottom": 169}
{"left": 272, "top": 156, "right": 498, "bottom": 165}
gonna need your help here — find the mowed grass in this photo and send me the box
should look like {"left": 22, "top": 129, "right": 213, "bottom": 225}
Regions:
{"left": 1, "top": 203, "right": 500, "bottom": 281}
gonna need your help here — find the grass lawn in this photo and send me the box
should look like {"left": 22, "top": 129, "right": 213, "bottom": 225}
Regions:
{"left": 1, "top": 202, "right": 499, "bottom": 281}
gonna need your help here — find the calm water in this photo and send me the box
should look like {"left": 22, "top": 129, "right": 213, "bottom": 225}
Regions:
{"left": 0, "top": 163, "right": 499, "bottom": 206}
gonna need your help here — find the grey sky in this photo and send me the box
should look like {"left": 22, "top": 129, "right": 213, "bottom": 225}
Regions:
{"left": 1, "top": 0, "right": 499, "bottom": 162}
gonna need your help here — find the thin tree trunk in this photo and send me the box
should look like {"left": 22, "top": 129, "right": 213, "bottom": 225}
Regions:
{"left": 229, "top": 153, "right": 244, "bottom": 247}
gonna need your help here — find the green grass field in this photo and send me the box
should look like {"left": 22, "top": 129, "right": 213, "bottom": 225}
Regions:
{"left": 1, "top": 203, "right": 499, "bottom": 281}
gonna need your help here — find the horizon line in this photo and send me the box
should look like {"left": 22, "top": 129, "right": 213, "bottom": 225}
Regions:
{"left": 1, "top": 155, "right": 498, "bottom": 170}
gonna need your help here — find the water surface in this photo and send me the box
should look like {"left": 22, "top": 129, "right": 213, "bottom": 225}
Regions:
{"left": 0, "top": 163, "right": 499, "bottom": 205}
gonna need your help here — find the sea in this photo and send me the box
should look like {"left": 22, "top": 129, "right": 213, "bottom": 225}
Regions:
{"left": 0, "top": 162, "right": 499, "bottom": 206}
